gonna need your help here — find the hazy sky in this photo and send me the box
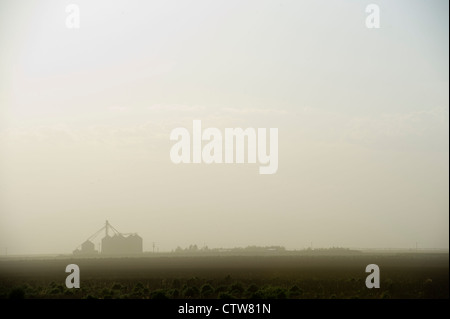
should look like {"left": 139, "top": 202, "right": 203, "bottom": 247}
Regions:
{"left": 0, "top": 0, "right": 448, "bottom": 254}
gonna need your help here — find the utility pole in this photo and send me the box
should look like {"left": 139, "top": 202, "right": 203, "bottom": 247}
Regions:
{"left": 152, "top": 242, "right": 155, "bottom": 253}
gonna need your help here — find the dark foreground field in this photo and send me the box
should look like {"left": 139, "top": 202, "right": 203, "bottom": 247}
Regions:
{"left": 0, "top": 253, "right": 448, "bottom": 299}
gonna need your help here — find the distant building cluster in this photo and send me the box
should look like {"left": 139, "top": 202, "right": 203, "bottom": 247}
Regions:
{"left": 73, "top": 221, "right": 143, "bottom": 255}
{"left": 101, "top": 233, "right": 143, "bottom": 254}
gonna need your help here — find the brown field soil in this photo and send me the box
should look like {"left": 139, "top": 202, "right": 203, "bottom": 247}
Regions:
{"left": 0, "top": 253, "right": 448, "bottom": 299}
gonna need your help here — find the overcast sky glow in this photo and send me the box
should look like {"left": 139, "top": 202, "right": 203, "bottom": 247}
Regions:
{"left": 0, "top": 0, "right": 448, "bottom": 254}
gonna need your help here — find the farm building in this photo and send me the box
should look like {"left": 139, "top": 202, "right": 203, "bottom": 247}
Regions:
{"left": 73, "top": 240, "right": 98, "bottom": 255}
{"left": 73, "top": 221, "right": 143, "bottom": 255}
{"left": 101, "top": 233, "right": 143, "bottom": 254}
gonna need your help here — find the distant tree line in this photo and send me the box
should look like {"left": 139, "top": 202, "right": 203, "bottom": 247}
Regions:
{"left": 170, "top": 245, "right": 360, "bottom": 255}
{"left": 173, "top": 245, "right": 286, "bottom": 254}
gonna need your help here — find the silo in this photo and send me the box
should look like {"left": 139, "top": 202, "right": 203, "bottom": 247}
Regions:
{"left": 81, "top": 240, "right": 96, "bottom": 253}
{"left": 126, "top": 234, "right": 143, "bottom": 253}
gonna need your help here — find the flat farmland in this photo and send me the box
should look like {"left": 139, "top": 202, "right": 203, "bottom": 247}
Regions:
{"left": 0, "top": 253, "right": 447, "bottom": 299}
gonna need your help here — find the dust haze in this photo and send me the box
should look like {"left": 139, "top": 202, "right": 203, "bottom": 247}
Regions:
{"left": 0, "top": 0, "right": 448, "bottom": 256}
